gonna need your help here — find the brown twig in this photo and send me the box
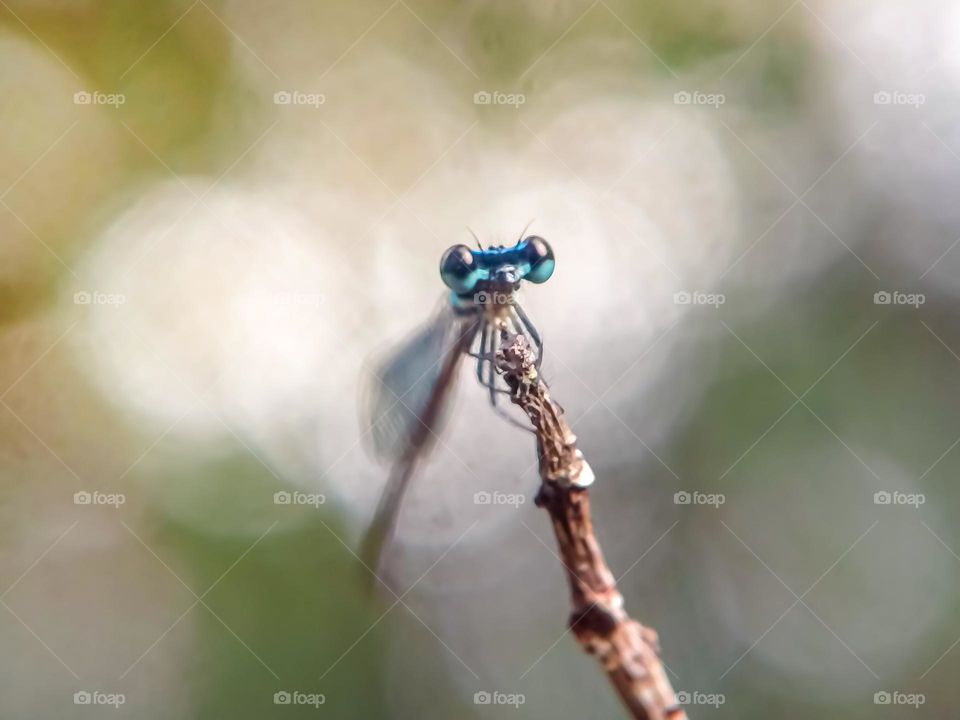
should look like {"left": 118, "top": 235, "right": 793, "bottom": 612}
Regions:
{"left": 496, "top": 333, "right": 687, "bottom": 720}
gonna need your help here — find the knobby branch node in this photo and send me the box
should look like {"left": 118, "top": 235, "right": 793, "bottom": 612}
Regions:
{"left": 496, "top": 332, "right": 687, "bottom": 720}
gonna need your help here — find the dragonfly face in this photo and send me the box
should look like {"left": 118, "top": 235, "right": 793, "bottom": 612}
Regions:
{"left": 439, "top": 236, "right": 555, "bottom": 306}
{"left": 439, "top": 236, "right": 552, "bottom": 398}
{"left": 361, "top": 235, "right": 554, "bottom": 580}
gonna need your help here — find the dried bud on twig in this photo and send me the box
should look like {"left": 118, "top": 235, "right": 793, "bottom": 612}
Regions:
{"left": 496, "top": 332, "right": 687, "bottom": 720}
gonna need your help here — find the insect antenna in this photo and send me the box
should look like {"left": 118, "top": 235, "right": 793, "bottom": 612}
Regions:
{"left": 466, "top": 227, "right": 483, "bottom": 250}
{"left": 515, "top": 219, "right": 534, "bottom": 245}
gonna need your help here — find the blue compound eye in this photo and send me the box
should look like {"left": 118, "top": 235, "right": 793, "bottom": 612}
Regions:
{"left": 440, "top": 244, "right": 479, "bottom": 294}
{"left": 519, "top": 236, "right": 555, "bottom": 284}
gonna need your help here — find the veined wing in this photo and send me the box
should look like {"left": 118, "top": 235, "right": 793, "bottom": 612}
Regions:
{"left": 359, "top": 299, "right": 480, "bottom": 578}
{"left": 362, "top": 299, "right": 478, "bottom": 463}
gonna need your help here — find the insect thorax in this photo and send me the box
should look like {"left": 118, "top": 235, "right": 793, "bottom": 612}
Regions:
{"left": 450, "top": 281, "right": 518, "bottom": 314}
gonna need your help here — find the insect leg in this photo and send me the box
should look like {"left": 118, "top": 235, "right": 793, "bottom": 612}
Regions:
{"left": 511, "top": 302, "right": 544, "bottom": 368}
{"left": 485, "top": 321, "right": 533, "bottom": 432}
{"left": 474, "top": 320, "right": 504, "bottom": 393}
{"left": 487, "top": 321, "right": 500, "bottom": 404}
{"left": 473, "top": 320, "right": 490, "bottom": 383}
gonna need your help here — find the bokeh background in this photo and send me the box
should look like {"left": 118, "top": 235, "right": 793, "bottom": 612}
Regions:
{"left": 2, "top": 0, "right": 960, "bottom": 717}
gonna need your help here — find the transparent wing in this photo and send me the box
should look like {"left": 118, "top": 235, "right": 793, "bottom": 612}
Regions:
{"left": 361, "top": 300, "right": 477, "bottom": 463}
{"left": 359, "top": 300, "right": 480, "bottom": 580}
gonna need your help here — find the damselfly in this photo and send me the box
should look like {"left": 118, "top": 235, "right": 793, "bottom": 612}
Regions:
{"left": 360, "top": 234, "right": 555, "bottom": 573}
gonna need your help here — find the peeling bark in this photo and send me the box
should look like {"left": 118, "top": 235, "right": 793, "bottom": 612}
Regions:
{"left": 497, "top": 333, "right": 687, "bottom": 720}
